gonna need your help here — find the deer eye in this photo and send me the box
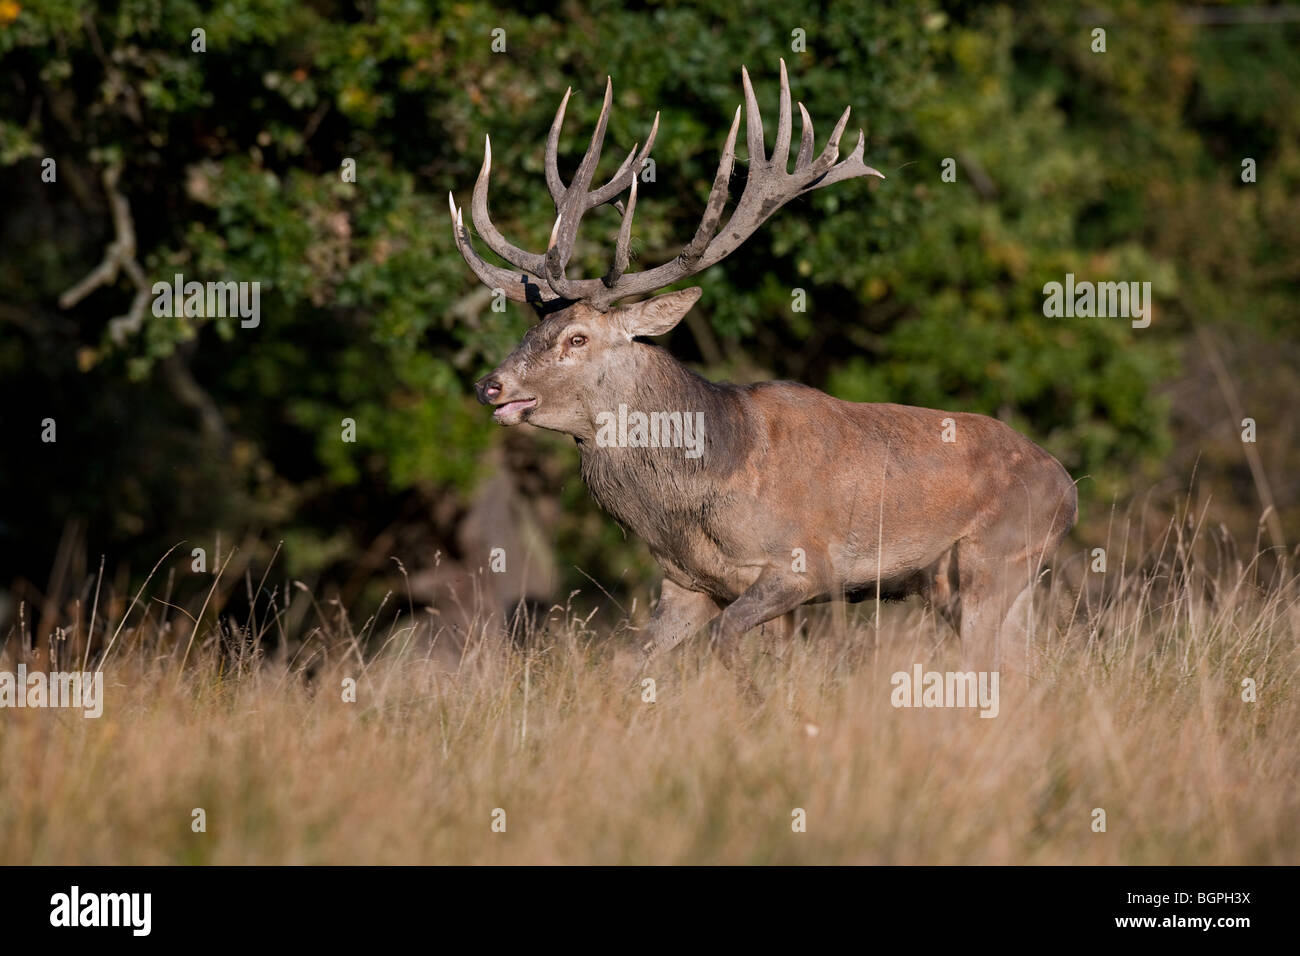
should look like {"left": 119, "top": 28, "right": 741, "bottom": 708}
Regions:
{"left": 568, "top": 334, "right": 587, "bottom": 348}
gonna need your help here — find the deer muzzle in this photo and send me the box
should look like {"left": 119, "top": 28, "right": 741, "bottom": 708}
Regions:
{"left": 474, "top": 374, "right": 538, "bottom": 424}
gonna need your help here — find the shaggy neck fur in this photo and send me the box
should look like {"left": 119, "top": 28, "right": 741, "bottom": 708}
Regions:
{"left": 577, "top": 344, "right": 755, "bottom": 550}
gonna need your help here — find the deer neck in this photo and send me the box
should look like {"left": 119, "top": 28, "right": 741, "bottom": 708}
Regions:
{"left": 577, "top": 345, "right": 754, "bottom": 543}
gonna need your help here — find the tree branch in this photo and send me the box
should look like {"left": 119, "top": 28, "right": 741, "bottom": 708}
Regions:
{"left": 57, "top": 161, "right": 151, "bottom": 343}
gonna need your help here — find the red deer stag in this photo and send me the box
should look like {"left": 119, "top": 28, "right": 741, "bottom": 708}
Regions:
{"left": 450, "top": 61, "right": 1077, "bottom": 681}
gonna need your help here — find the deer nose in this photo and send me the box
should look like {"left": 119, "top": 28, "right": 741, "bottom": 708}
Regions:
{"left": 475, "top": 377, "right": 503, "bottom": 405}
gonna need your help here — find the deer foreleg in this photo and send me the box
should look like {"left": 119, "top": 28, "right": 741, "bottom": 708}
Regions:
{"left": 708, "top": 572, "right": 808, "bottom": 670}
{"left": 639, "top": 578, "right": 721, "bottom": 663}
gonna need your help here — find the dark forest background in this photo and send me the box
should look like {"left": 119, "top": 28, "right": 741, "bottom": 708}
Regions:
{"left": 1, "top": 0, "right": 1297, "bottom": 632}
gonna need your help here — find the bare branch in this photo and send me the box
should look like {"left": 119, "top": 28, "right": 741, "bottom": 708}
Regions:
{"left": 57, "top": 162, "right": 153, "bottom": 343}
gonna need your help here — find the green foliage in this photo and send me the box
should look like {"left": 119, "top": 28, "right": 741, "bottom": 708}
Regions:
{"left": 1, "top": 0, "right": 1296, "bottom": 594}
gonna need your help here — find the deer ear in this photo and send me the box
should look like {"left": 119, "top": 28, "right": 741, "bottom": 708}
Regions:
{"left": 611, "top": 287, "right": 702, "bottom": 339}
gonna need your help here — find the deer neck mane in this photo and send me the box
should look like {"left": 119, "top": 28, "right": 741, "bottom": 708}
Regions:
{"left": 577, "top": 344, "right": 755, "bottom": 540}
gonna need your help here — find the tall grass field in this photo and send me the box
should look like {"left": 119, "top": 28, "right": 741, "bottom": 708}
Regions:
{"left": 2, "top": 514, "right": 1296, "bottom": 865}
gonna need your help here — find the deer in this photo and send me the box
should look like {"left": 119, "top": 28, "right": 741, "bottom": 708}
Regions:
{"left": 449, "top": 61, "right": 1077, "bottom": 691}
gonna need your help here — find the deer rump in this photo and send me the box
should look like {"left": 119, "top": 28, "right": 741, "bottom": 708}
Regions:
{"left": 451, "top": 61, "right": 1077, "bottom": 680}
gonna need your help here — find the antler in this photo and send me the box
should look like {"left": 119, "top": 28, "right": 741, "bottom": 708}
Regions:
{"left": 448, "top": 76, "right": 657, "bottom": 308}
{"left": 449, "top": 60, "right": 882, "bottom": 312}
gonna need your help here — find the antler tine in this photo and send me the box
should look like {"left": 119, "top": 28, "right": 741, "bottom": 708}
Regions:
{"left": 589, "top": 142, "right": 639, "bottom": 209}
{"left": 543, "top": 212, "right": 576, "bottom": 298}
{"left": 773, "top": 58, "right": 792, "bottom": 172}
{"left": 449, "top": 194, "right": 556, "bottom": 304}
{"left": 471, "top": 134, "right": 549, "bottom": 276}
{"left": 544, "top": 87, "right": 573, "bottom": 205}
{"left": 680, "top": 105, "right": 741, "bottom": 265}
{"left": 545, "top": 77, "right": 614, "bottom": 285}
{"left": 605, "top": 174, "right": 638, "bottom": 287}
{"left": 540, "top": 211, "right": 610, "bottom": 301}
{"left": 804, "top": 105, "right": 851, "bottom": 179}
{"left": 740, "top": 65, "right": 766, "bottom": 167}
{"left": 795, "top": 102, "right": 815, "bottom": 170}
{"left": 799, "top": 129, "right": 884, "bottom": 192}
{"left": 588, "top": 111, "right": 659, "bottom": 209}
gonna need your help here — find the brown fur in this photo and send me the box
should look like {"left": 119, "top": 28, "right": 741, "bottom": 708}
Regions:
{"left": 475, "top": 290, "right": 1077, "bottom": 678}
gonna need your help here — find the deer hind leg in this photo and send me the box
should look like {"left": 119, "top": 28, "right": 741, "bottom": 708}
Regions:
{"left": 925, "top": 547, "right": 962, "bottom": 636}
{"left": 997, "top": 584, "right": 1035, "bottom": 672}
{"left": 639, "top": 578, "right": 721, "bottom": 663}
{"left": 957, "top": 469, "right": 1072, "bottom": 672}
{"left": 956, "top": 553, "right": 1030, "bottom": 672}
{"left": 956, "top": 506, "right": 1048, "bottom": 673}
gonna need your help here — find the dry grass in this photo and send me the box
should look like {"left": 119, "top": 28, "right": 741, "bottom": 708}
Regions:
{"left": 2, "top": 518, "right": 1298, "bottom": 865}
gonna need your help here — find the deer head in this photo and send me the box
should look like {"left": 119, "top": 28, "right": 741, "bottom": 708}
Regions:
{"left": 452, "top": 60, "right": 883, "bottom": 437}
